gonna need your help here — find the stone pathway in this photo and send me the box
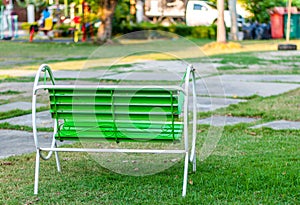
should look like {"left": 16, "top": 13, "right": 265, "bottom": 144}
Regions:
{"left": 198, "top": 116, "right": 259, "bottom": 126}
{"left": 191, "top": 97, "right": 246, "bottom": 112}
{"left": 197, "top": 76, "right": 300, "bottom": 97}
{"left": 2, "top": 61, "right": 300, "bottom": 159}
{"left": 0, "top": 130, "right": 52, "bottom": 159}
{"left": 250, "top": 120, "right": 300, "bottom": 130}
{"left": 0, "top": 111, "right": 53, "bottom": 128}
{"left": 0, "top": 102, "right": 46, "bottom": 112}
{"left": 0, "top": 129, "right": 70, "bottom": 159}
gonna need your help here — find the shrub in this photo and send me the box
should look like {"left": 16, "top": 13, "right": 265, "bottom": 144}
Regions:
{"left": 112, "top": 22, "right": 217, "bottom": 39}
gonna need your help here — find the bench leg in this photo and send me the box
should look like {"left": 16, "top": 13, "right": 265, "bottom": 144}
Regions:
{"left": 192, "top": 155, "right": 196, "bottom": 173}
{"left": 34, "top": 149, "right": 40, "bottom": 195}
{"left": 54, "top": 143, "right": 61, "bottom": 172}
{"left": 182, "top": 152, "right": 189, "bottom": 197}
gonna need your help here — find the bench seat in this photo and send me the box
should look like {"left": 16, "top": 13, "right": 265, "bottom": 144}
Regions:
{"left": 47, "top": 87, "right": 184, "bottom": 142}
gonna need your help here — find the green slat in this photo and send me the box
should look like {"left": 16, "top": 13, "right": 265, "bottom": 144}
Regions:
{"left": 48, "top": 88, "right": 177, "bottom": 96}
{"left": 59, "top": 127, "right": 183, "bottom": 134}
{"left": 50, "top": 105, "right": 179, "bottom": 114}
{"left": 56, "top": 130, "right": 182, "bottom": 141}
{"left": 49, "top": 96, "right": 178, "bottom": 105}
{"left": 51, "top": 113, "right": 179, "bottom": 122}
{"left": 62, "top": 121, "right": 182, "bottom": 128}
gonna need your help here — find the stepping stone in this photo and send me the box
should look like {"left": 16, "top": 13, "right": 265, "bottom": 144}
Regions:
{"left": 0, "top": 111, "right": 53, "bottom": 128}
{"left": 250, "top": 120, "right": 300, "bottom": 130}
{"left": 0, "top": 82, "right": 33, "bottom": 93}
{"left": 0, "top": 130, "right": 52, "bottom": 159}
{"left": 0, "top": 102, "right": 46, "bottom": 112}
{"left": 101, "top": 72, "right": 184, "bottom": 82}
{"left": 53, "top": 70, "right": 112, "bottom": 79}
{"left": 197, "top": 76, "right": 300, "bottom": 97}
{"left": 0, "top": 130, "right": 70, "bottom": 159}
{"left": 198, "top": 116, "right": 259, "bottom": 126}
{"left": 0, "top": 70, "right": 37, "bottom": 77}
{"left": 190, "top": 97, "right": 246, "bottom": 112}
{"left": 217, "top": 74, "right": 300, "bottom": 83}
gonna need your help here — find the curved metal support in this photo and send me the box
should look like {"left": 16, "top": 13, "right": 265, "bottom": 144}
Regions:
{"left": 33, "top": 64, "right": 61, "bottom": 195}
{"left": 32, "top": 64, "right": 57, "bottom": 160}
{"left": 183, "top": 64, "right": 192, "bottom": 153}
{"left": 181, "top": 64, "right": 192, "bottom": 197}
{"left": 189, "top": 69, "right": 197, "bottom": 170}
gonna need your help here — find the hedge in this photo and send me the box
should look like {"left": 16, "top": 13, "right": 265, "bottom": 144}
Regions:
{"left": 112, "top": 22, "right": 217, "bottom": 39}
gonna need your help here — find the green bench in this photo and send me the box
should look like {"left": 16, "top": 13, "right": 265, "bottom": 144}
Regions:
{"left": 32, "top": 64, "right": 197, "bottom": 197}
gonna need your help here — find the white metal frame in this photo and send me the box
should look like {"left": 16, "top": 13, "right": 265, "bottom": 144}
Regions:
{"left": 32, "top": 64, "right": 197, "bottom": 197}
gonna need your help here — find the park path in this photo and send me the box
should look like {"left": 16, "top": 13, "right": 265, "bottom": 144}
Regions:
{"left": 1, "top": 59, "right": 300, "bottom": 159}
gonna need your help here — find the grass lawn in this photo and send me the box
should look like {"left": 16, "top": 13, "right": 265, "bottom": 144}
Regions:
{"left": 0, "top": 39, "right": 299, "bottom": 204}
{"left": 0, "top": 126, "right": 299, "bottom": 204}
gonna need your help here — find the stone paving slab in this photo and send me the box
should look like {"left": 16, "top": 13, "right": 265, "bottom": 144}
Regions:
{"left": 198, "top": 116, "right": 259, "bottom": 126}
{"left": 0, "top": 130, "right": 52, "bottom": 159}
{"left": 191, "top": 97, "right": 246, "bottom": 112}
{"left": 53, "top": 70, "right": 111, "bottom": 79}
{"left": 101, "top": 72, "right": 185, "bottom": 82}
{"left": 0, "top": 129, "right": 71, "bottom": 159}
{"left": 218, "top": 74, "right": 300, "bottom": 83}
{"left": 197, "top": 77, "right": 300, "bottom": 97}
{"left": 250, "top": 120, "right": 300, "bottom": 130}
{"left": 0, "top": 111, "right": 53, "bottom": 128}
{"left": 0, "top": 102, "right": 46, "bottom": 112}
{"left": 0, "top": 70, "right": 37, "bottom": 77}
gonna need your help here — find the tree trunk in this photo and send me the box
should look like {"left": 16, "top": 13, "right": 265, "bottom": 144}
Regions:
{"left": 97, "top": 0, "right": 118, "bottom": 43}
{"left": 217, "top": 0, "right": 226, "bottom": 43}
{"left": 228, "top": 0, "right": 238, "bottom": 41}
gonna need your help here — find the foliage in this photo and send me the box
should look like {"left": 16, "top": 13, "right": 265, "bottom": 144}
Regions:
{"left": 113, "top": 22, "right": 217, "bottom": 39}
{"left": 240, "top": 0, "right": 300, "bottom": 23}
{"left": 21, "top": 22, "right": 38, "bottom": 31}
{"left": 16, "top": 0, "right": 46, "bottom": 8}
{"left": 113, "top": 0, "right": 135, "bottom": 30}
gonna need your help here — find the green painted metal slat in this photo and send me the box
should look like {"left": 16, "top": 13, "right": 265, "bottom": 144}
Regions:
{"left": 62, "top": 121, "right": 182, "bottom": 128}
{"left": 50, "top": 105, "right": 179, "bottom": 114}
{"left": 49, "top": 96, "right": 178, "bottom": 105}
{"left": 56, "top": 131, "right": 182, "bottom": 141}
{"left": 50, "top": 113, "right": 180, "bottom": 122}
{"left": 60, "top": 127, "right": 183, "bottom": 134}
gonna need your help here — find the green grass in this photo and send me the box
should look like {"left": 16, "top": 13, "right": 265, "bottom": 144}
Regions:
{"left": 0, "top": 90, "right": 21, "bottom": 95}
{"left": 207, "top": 50, "right": 300, "bottom": 75}
{"left": 207, "top": 88, "right": 300, "bottom": 121}
{"left": 0, "top": 107, "right": 48, "bottom": 120}
{"left": 217, "top": 65, "right": 248, "bottom": 71}
{"left": 1, "top": 40, "right": 300, "bottom": 204}
{"left": 210, "top": 52, "right": 263, "bottom": 65}
{"left": 0, "top": 76, "right": 35, "bottom": 83}
{"left": 0, "top": 127, "right": 299, "bottom": 204}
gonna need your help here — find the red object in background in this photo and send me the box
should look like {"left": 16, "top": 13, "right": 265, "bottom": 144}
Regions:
{"left": 81, "top": 24, "right": 86, "bottom": 42}
{"left": 270, "top": 7, "right": 298, "bottom": 39}
{"left": 271, "top": 13, "right": 284, "bottom": 39}
{"left": 73, "top": 16, "right": 81, "bottom": 24}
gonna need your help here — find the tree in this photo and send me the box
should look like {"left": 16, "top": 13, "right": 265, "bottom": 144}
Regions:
{"left": 228, "top": 0, "right": 238, "bottom": 40}
{"left": 239, "top": 0, "right": 300, "bottom": 22}
{"left": 97, "top": 0, "right": 118, "bottom": 43}
{"left": 217, "top": 0, "right": 226, "bottom": 43}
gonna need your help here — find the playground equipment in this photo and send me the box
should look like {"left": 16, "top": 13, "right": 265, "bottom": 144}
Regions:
{"left": 69, "top": 1, "right": 98, "bottom": 42}
{"left": 29, "top": 17, "right": 54, "bottom": 42}
{"left": 0, "top": 5, "right": 18, "bottom": 40}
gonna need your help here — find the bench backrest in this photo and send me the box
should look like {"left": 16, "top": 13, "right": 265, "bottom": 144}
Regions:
{"left": 48, "top": 86, "right": 184, "bottom": 142}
